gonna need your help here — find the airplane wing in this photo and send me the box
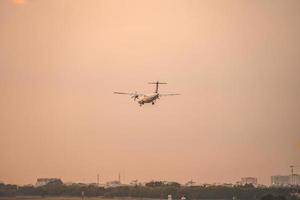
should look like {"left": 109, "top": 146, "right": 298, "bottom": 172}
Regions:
{"left": 114, "top": 92, "right": 145, "bottom": 101}
{"left": 159, "top": 93, "right": 180, "bottom": 96}
{"left": 114, "top": 92, "right": 135, "bottom": 95}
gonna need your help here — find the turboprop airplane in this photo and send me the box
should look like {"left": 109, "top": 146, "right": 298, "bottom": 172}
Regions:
{"left": 114, "top": 81, "right": 180, "bottom": 106}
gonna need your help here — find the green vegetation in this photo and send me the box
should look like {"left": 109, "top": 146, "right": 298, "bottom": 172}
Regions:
{"left": 0, "top": 181, "right": 299, "bottom": 200}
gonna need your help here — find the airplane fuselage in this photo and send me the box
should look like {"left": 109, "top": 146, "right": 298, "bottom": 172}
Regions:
{"left": 138, "top": 93, "right": 159, "bottom": 105}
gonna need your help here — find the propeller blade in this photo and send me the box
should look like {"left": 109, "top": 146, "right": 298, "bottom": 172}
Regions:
{"left": 131, "top": 91, "right": 138, "bottom": 101}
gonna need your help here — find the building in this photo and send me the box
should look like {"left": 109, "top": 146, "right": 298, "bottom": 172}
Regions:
{"left": 222, "top": 183, "right": 234, "bottom": 187}
{"left": 271, "top": 175, "right": 289, "bottom": 186}
{"left": 289, "top": 174, "right": 300, "bottom": 185}
{"left": 241, "top": 177, "right": 258, "bottom": 185}
{"left": 105, "top": 180, "right": 122, "bottom": 188}
{"left": 35, "top": 178, "right": 63, "bottom": 187}
{"left": 271, "top": 174, "right": 300, "bottom": 186}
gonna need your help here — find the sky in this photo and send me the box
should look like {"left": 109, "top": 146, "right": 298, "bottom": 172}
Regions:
{"left": 0, "top": 0, "right": 300, "bottom": 186}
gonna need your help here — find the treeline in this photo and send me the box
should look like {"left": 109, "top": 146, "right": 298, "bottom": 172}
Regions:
{"left": 0, "top": 181, "right": 299, "bottom": 200}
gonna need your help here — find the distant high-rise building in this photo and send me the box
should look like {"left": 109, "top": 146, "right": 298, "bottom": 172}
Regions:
{"left": 289, "top": 174, "right": 300, "bottom": 185}
{"left": 271, "top": 175, "right": 290, "bottom": 186}
{"left": 241, "top": 177, "right": 257, "bottom": 185}
{"left": 271, "top": 174, "right": 300, "bottom": 186}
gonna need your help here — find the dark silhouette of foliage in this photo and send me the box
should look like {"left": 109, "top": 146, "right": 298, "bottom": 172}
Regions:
{"left": 0, "top": 181, "right": 299, "bottom": 199}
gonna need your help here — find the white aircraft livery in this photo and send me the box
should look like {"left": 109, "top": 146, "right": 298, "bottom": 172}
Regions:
{"left": 114, "top": 81, "right": 180, "bottom": 106}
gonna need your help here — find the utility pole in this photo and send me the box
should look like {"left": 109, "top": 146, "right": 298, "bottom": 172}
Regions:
{"left": 97, "top": 174, "right": 99, "bottom": 186}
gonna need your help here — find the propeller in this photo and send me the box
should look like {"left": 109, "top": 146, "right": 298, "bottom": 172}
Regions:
{"left": 131, "top": 91, "right": 139, "bottom": 101}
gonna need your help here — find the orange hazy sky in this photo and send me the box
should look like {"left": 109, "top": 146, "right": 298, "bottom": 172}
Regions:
{"left": 0, "top": 0, "right": 299, "bottom": 185}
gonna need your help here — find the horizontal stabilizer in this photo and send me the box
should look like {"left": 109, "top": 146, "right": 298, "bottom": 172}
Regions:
{"left": 148, "top": 82, "right": 167, "bottom": 84}
{"left": 148, "top": 81, "right": 167, "bottom": 93}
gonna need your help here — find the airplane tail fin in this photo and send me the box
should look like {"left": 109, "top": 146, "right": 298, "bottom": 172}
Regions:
{"left": 148, "top": 81, "right": 167, "bottom": 93}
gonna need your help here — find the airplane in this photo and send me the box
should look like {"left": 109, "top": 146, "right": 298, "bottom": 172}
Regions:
{"left": 114, "top": 81, "right": 180, "bottom": 106}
